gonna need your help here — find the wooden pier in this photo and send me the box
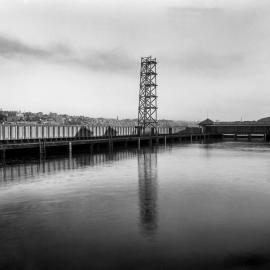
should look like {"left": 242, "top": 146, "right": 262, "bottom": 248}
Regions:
{"left": 0, "top": 133, "right": 216, "bottom": 161}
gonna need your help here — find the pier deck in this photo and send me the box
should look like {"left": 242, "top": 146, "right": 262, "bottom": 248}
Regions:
{"left": 0, "top": 133, "right": 213, "bottom": 156}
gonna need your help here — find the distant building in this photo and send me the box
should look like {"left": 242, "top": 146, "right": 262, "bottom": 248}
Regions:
{"left": 0, "top": 112, "right": 7, "bottom": 122}
{"left": 199, "top": 118, "right": 214, "bottom": 133}
{"left": 257, "top": 116, "right": 270, "bottom": 123}
{"left": 5, "top": 111, "right": 23, "bottom": 122}
{"left": 199, "top": 118, "right": 214, "bottom": 126}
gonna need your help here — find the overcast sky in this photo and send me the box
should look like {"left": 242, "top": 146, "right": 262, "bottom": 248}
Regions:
{"left": 0, "top": 0, "right": 270, "bottom": 121}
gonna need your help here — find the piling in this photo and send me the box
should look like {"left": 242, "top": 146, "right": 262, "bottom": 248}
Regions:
{"left": 0, "top": 148, "right": 6, "bottom": 164}
{"left": 39, "top": 155, "right": 46, "bottom": 173}
{"left": 68, "top": 148, "right": 72, "bottom": 169}
{"left": 108, "top": 139, "right": 113, "bottom": 152}
{"left": 68, "top": 141, "right": 72, "bottom": 153}
{"left": 39, "top": 142, "right": 46, "bottom": 156}
{"left": 90, "top": 143, "right": 94, "bottom": 154}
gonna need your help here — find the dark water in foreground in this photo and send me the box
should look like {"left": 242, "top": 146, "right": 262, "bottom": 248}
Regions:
{"left": 1, "top": 142, "right": 270, "bottom": 269}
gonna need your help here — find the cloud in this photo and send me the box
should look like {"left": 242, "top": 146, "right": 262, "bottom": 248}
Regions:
{"left": 0, "top": 35, "right": 50, "bottom": 58}
{"left": 162, "top": 4, "right": 270, "bottom": 76}
{"left": 164, "top": 51, "right": 246, "bottom": 75}
{"left": 69, "top": 49, "right": 137, "bottom": 72}
{"left": 0, "top": 35, "right": 136, "bottom": 72}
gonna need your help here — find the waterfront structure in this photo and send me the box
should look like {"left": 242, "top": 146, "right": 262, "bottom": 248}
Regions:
{"left": 0, "top": 124, "right": 206, "bottom": 161}
{"left": 199, "top": 118, "right": 270, "bottom": 140}
{"left": 138, "top": 56, "right": 158, "bottom": 129}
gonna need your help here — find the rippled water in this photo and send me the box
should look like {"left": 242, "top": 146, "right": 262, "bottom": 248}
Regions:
{"left": 1, "top": 142, "right": 270, "bottom": 269}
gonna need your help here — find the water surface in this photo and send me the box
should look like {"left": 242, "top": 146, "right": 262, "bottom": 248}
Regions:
{"left": 1, "top": 142, "right": 270, "bottom": 269}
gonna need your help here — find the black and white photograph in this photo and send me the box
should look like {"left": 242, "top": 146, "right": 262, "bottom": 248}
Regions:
{"left": 1, "top": 0, "right": 270, "bottom": 269}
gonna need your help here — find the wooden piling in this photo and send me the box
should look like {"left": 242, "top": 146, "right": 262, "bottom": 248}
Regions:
{"left": 68, "top": 148, "right": 72, "bottom": 168}
{"left": 108, "top": 139, "right": 113, "bottom": 152}
{"left": 68, "top": 141, "right": 72, "bottom": 153}
{"left": 0, "top": 148, "right": 6, "bottom": 164}
{"left": 39, "top": 142, "right": 46, "bottom": 156}
{"left": 90, "top": 143, "right": 94, "bottom": 154}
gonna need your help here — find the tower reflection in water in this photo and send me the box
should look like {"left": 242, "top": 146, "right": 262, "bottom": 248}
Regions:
{"left": 0, "top": 147, "right": 160, "bottom": 236}
{"left": 138, "top": 148, "right": 158, "bottom": 235}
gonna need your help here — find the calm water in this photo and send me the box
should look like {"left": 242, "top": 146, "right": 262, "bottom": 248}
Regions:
{"left": 2, "top": 142, "right": 270, "bottom": 269}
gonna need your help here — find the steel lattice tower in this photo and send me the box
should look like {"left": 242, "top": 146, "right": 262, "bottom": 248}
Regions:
{"left": 138, "top": 56, "right": 158, "bottom": 129}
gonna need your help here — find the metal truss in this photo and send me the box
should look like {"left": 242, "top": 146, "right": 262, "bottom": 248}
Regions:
{"left": 138, "top": 56, "right": 158, "bottom": 129}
